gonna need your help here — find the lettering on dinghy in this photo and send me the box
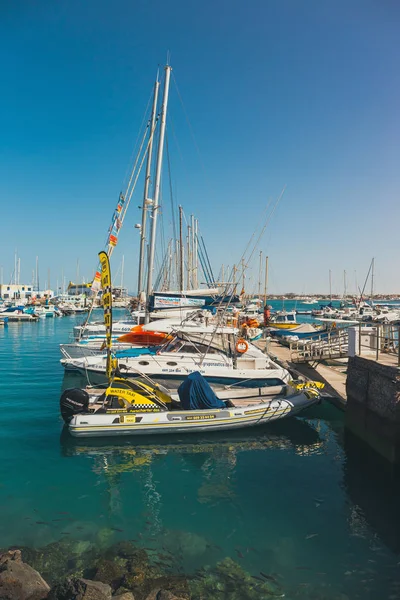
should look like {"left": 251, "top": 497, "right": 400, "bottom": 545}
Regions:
{"left": 185, "top": 414, "right": 217, "bottom": 421}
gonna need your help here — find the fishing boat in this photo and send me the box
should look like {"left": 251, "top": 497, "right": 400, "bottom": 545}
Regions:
{"left": 60, "top": 371, "right": 321, "bottom": 438}
{"left": 267, "top": 310, "right": 299, "bottom": 330}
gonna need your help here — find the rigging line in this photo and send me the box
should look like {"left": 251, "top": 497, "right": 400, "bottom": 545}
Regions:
{"left": 172, "top": 72, "right": 209, "bottom": 182}
{"left": 165, "top": 132, "right": 177, "bottom": 242}
{"left": 239, "top": 195, "right": 275, "bottom": 268}
{"left": 121, "top": 87, "right": 154, "bottom": 189}
{"left": 246, "top": 186, "right": 286, "bottom": 267}
{"left": 199, "top": 234, "right": 215, "bottom": 285}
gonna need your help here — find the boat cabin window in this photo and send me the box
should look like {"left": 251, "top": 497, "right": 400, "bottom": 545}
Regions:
{"left": 138, "top": 361, "right": 149, "bottom": 366}
{"left": 287, "top": 314, "right": 295, "bottom": 322}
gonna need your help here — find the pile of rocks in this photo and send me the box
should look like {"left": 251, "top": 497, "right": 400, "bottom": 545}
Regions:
{"left": 0, "top": 550, "right": 186, "bottom": 600}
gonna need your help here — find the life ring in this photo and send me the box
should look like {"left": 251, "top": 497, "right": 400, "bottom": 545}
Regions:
{"left": 236, "top": 338, "right": 249, "bottom": 354}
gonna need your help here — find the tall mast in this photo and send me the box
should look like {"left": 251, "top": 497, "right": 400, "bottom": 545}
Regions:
{"left": 194, "top": 218, "right": 198, "bottom": 288}
{"left": 343, "top": 269, "right": 347, "bottom": 299}
{"left": 258, "top": 251, "right": 262, "bottom": 298}
{"left": 145, "top": 64, "right": 172, "bottom": 323}
{"left": 264, "top": 256, "right": 268, "bottom": 303}
{"left": 137, "top": 74, "right": 160, "bottom": 305}
{"left": 187, "top": 224, "right": 192, "bottom": 289}
{"left": 36, "top": 256, "right": 39, "bottom": 292}
{"left": 370, "top": 257, "right": 375, "bottom": 299}
{"left": 190, "top": 215, "right": 195, "bottom": 289}
{"left": 121, "top": 255, "right": 125, "bottom": 293}
{"left": 179, "top": 205, "right": 184, "bottom": 292}
{"left": 241, "top": 258, "right": 245, "bottom": 296}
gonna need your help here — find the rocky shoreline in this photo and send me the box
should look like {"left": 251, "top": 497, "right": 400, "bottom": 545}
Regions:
{"left": 0, "top": 538, "right": 283, "bottom": 600}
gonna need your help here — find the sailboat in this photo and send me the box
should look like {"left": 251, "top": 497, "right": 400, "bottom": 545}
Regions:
{"left": 60, "top": 252, "right": 321, "bottom": 438}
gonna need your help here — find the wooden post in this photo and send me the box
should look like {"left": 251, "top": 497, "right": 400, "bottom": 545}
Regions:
{"left": 358, "top": 322, "right": 361, "bottom": 356}
{"left": 376, "top": 324, "right": 379, "bottom": 361}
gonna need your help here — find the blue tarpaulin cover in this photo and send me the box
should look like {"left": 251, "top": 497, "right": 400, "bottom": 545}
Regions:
{"left": 178, "top": 371, "right": 226, "bottom": 410}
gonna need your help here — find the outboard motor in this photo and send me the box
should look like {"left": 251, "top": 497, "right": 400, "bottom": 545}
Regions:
{"left": 60, "top": 388, "right": 90, "bottom": 423}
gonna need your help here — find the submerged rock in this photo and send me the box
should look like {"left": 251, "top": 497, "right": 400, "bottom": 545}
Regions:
{"left": 19, "top": 538, "right": 98, "bottom": 585}
{"left": 47, "top": 577, "right": 112, "bottom": 600}
{"left": 0, "top": 549, "right": 50, "bottom": 600}
{"left": 160, "top": 530, "right": 208, "bottom": 558}
{"left": 93, "top": 558, "right": 127, "bottom": 590}
{"left": 189, "top": 557, "right": 281, "bottom": 600}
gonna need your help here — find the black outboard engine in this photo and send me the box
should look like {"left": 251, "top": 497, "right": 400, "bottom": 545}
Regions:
{"left": 60, "top": 388, "right": 90, "bottom": 423}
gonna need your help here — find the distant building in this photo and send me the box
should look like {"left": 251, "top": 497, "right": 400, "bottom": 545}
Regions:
{"left": 0, "top": 285, "right": 54, "bottom": 300}
{"left": 67, "top": 281, "right": 93, "bottom": 296}
{"left": 0, "top": 283, "right": 34, "bottom": 300}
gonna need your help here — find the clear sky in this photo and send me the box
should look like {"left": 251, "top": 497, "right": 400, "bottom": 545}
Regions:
{"left": 1, "top": 0, "right": 399, "bottom": 295}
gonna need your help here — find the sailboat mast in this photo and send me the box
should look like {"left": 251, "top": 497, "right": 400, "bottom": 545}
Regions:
{"left": 343, "top": 269, "right": 347, "bottom": 299}
{"left": 194, "top": 218, "right": 198, "bottom": 288}
{"left": 145, "top": 65, "right": 172, "bottom": 323}
{"left": 138, "top": 74, "right": 160, "bottom": 305}
{"left": 264, "top": 256, "right": 268, "bottom": 303}
{"left": 258, "top": 251, "right": 262, "bottom": 298}
{"left": 121, "top": 255, "right": 124, "bottom": 293}
{"left": 179, "top": 205, "right": 184, "bottom": 292}
{"left": 371, "top": 257, "right": 375, "bottom": 299}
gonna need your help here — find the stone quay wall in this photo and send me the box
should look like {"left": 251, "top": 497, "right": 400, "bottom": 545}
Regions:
{"left": 346, "top": 356, "right": 400, "bottom": 462}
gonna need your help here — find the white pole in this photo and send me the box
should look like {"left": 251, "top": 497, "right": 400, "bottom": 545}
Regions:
{"left": 17, "top": 257, "right": 21, "bottom": 285}
{"left": 145, "top": 65, "right": 172, "bottom": 323}
{"left": 121, "top": 255, "right": 125, "bottom": 294}
{"left": 138, "top": 75, "right": 160, "bottom": 304}
{"left": 194, "top": 218, "right": 198, "bottom": 289}
{"left": 371, "top": 257, "right": 375, "bottom": 299}
{"left": 36, "top": 256, "right": 39, "bottom": 292}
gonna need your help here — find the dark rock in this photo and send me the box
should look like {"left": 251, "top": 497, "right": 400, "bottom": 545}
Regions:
{"left": 93, "top": 558, "right": 126, "bottom": 590}
{"left": 157, "top": 591, "right": 187, "bottom": 600}
{"left": 47, "top": 577, "right": 112, "bottom": 600}
{"left": 0, "top": 549, "right": 50, "bottom": 600}
{"left": 140, "top": 577, "right": 190, "bottom": 600}
{"left": 106, "top": 542, "right": 141, "bottom": 560}
{"left": 113, "top": 593, "right": 135, "bottom": 600}
{"left": 19, "top": 539, "right": 99, "bottom": 585}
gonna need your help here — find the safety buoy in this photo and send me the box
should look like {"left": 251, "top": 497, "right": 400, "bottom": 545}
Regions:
{"left": 236, "top": 338, "right": 249, "bottom": 354}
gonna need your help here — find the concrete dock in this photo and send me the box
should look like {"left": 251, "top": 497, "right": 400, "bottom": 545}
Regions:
{"left": 256, "top": 338, "right": 347, "bottom": 408}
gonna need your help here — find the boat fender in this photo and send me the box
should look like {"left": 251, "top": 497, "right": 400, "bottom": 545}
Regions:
{"left": 236, "top": 339, "right": 249, "bottom": 354}
{"left": 60, "top": 388, "right": 90, "bottom": 423}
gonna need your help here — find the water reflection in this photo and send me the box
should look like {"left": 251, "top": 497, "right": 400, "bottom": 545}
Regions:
{"left": 343, "top": 428, "right": 400, "bottom": 554}
{"left": 60, "top": 417, "right": 323, "bottom": 466}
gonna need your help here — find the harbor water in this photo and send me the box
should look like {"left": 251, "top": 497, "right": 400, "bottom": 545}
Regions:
{"left": 1, "top": 308, "right": 400, "bottom": 599}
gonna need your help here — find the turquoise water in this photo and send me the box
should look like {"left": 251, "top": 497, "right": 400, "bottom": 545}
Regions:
{"left": 1, "top": 308, "right": 400, "bottom": 598}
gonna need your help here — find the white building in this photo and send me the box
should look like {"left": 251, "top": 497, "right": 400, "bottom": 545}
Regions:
{"left": 0, "top": 285, "right": 54, "bottom": 301}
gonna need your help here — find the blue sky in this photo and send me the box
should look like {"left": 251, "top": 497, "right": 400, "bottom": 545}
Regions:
{"left": 1, "top": 0, "right": 399, "bottom": 294}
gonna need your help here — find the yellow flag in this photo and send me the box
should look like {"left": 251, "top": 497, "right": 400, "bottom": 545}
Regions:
{"left": 98, "top": 251, "right": 113, "bottom": 381}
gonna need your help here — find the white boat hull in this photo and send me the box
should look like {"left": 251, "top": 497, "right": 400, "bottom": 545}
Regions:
{"left": 67, "top": 391, "right": 318, "bottom": 438}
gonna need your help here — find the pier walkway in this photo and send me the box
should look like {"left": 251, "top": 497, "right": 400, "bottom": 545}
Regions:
{"left": 255, "top": 338, "right": 347, "bottom": 407}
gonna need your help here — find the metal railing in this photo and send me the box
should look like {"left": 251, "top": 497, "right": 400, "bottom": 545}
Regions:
{"left": 289, "top": 328, "right": 349, "bottom": 363}
{"left": 356, "top": 322, "right": 400, "bottom": 366}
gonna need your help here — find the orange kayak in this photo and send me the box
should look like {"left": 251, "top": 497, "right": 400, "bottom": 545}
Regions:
{"left": 117, "top": 325, "right": 171, "bottom": 346}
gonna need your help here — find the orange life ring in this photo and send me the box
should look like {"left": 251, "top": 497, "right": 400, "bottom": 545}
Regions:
{"left": 236, "top": 338, "right": 249, "bottom": 354}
